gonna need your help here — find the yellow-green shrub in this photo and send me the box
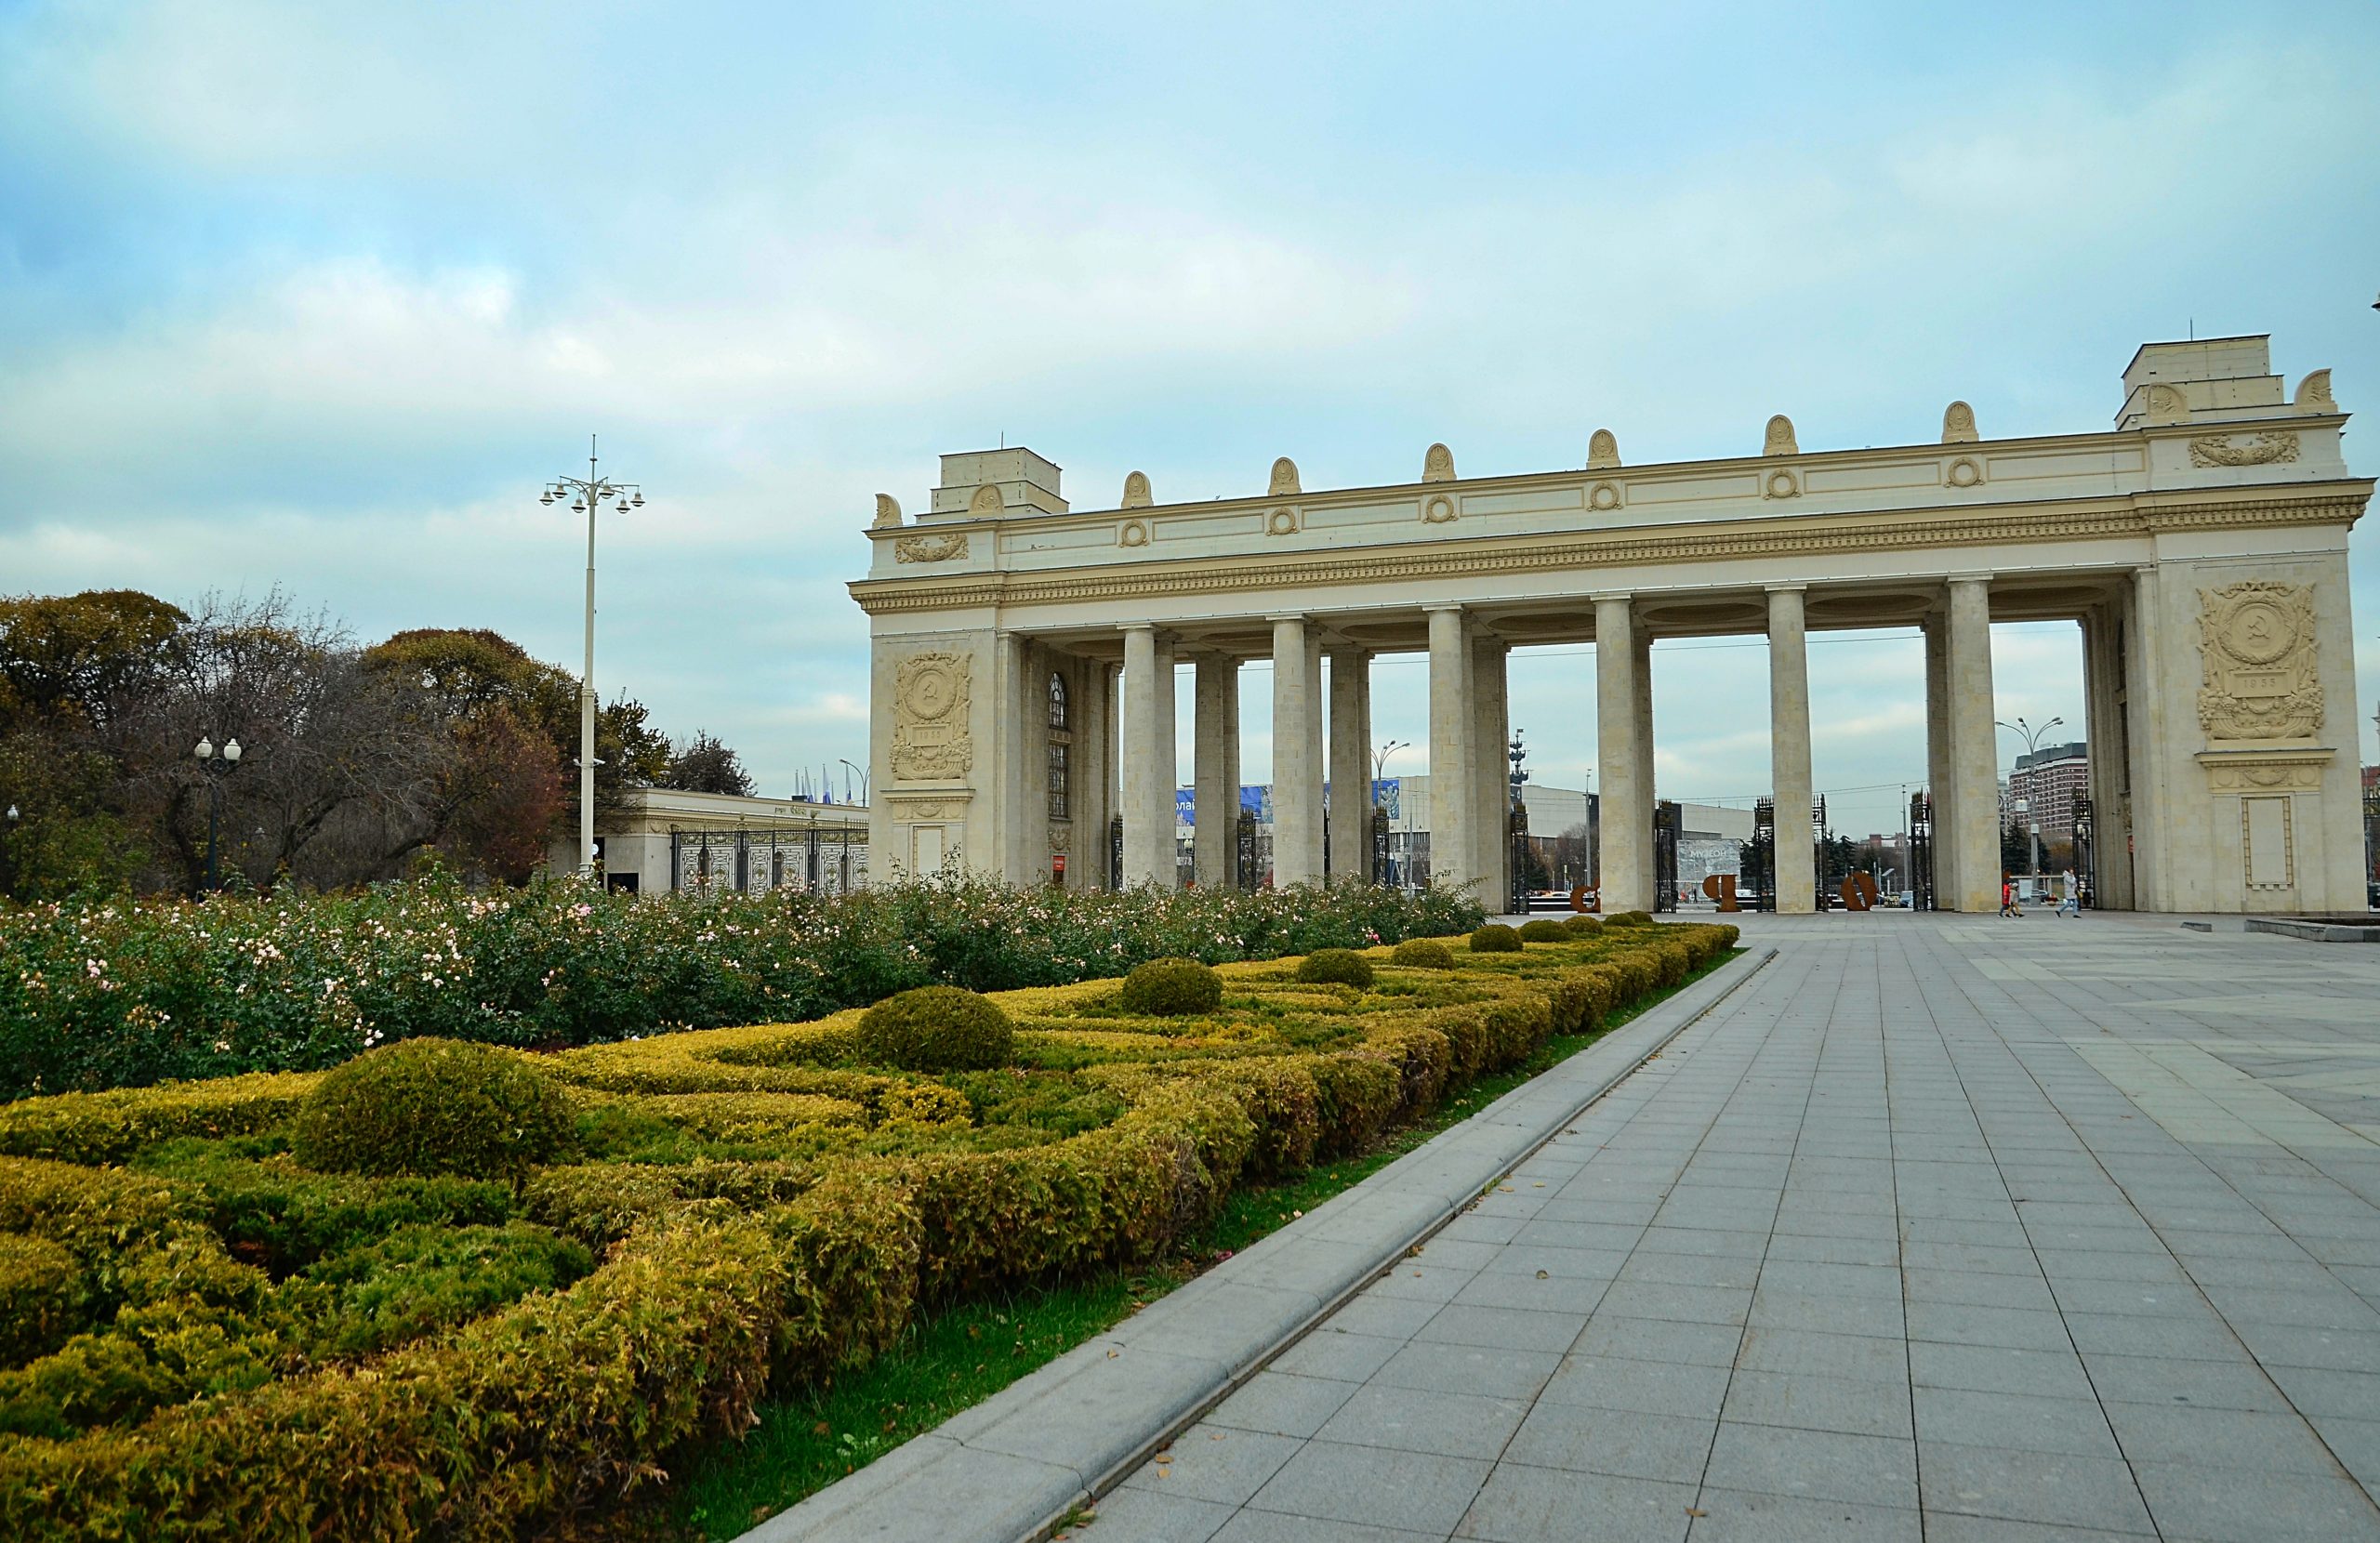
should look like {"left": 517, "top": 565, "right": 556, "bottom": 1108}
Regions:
{"left": 1295, "top": 948, "right": 1376, "bottom": 988}
{"left": 293, "top": 1039, "right": 575, "bottom": 1180}
{"left": 1389, "top": 938, "right": 1456, "bottom": 969}
{"left": 853, "top": 987, "right": 1014, "bottom": 1072}
{"left": 1562, "top": 914, "right": 1602, "bottom": 937}
{"left": 1117, "top": 957, "right": 1224, "bottom": 1017}
{"left": 1470, "top": 924, "right": 1522, "bottom": 953}
{"left": 1516, "top": 919, "right": 1570, "bottom": 943}
{"left": 0, "top": 1075, "right": 318, "bottom": 1166}
{"left": 0, "top": 1234, "right": 85, "bottom": 1366}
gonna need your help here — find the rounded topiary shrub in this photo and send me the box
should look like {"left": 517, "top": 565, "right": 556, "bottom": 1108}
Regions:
{"left": 1295, "top": 948, "right": 1376, "bottom": 988}
{"left": 853, "top": 985, "right": 1015, "bottom": 1071}
{"left": 294, "top": 1038, "right": 575, "bottom": 1180}
{"left": 1562, "top": 914, "right": 1603, "bottom": 937}
{"left": 1390, "top": 938, "right": 1456, "bottom": 969}
{"left": 1604, "top": 911, "right": 1649, "bottom": 929}
{"left": 1516, "top": 919, "right": 1570, "bottom": 943}
{"left": 1469, "top": 923, "right": 1522, "bottom": 953}
{"left": 1117, "top": 956, "right": 1224, "bottom": 1017}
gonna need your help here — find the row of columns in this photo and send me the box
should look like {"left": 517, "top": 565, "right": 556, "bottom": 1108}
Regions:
{"left": 1117, "top": 574, "right": 2010, "bottom": 911}
{"left": 1124, "top": 621, "right": 1382, "bottom": 890}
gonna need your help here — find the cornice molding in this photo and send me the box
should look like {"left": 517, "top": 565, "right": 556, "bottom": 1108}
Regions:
{"left": 850, "top": 491, "right": 2370, "bottom": 615}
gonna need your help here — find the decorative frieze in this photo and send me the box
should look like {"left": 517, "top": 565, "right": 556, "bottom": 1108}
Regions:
{"left": 2188, "top": 432, "right": 2300, "bottom": 468}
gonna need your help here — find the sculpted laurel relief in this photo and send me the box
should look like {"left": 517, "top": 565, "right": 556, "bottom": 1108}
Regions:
{"left": 2196, "top": 581, "right": 2320, "bottom": 740}
{"left": 892, "top": 651, "right": 974, "bottom": 779}
{"left": 894, "top": 532, "right": 970, "bottom": 563}
{"left": 2188, "top": 433, "right": 2300, "bottom": 468}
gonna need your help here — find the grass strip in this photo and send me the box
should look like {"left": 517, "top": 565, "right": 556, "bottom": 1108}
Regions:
{"left": 654, "top": 947, "right": 1745, "bottom": 1541}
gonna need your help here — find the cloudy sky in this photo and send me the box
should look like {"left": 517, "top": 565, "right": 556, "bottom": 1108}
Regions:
{"left": 4, "top": 1, "right": 2377, "bottom": 838}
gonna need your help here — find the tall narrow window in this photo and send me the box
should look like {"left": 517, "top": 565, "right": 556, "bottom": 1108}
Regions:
{"left": 1049, "top": 742, "right": 1071, "bottom": 821}
{"left": 1047, "top": 670, "right": 1072, "bottom": 822}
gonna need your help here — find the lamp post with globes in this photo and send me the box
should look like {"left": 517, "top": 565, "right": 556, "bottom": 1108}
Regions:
{"left": 1996, "top": 714, "right": 2065, "bottom": 887}
{"left": 542, "top": 436, "right": 645, "bottom": 881}
{"left": 192, "top": 736, "right": 243, "bottom": 893}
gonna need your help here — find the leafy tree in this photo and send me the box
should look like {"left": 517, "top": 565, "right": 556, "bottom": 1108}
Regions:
{"left": 661, "top": 731, "right": 755, "bottom": 797}
{"left": 2002, "top": 817, "right": 2033, "bottom": 876}
{"left": 0, "top": 590, "right": 189, "bottom": 732}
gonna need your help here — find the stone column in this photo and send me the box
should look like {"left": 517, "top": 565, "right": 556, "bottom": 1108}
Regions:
{"left": 1120, "top": 625, "right": 1176, "bottom": 888}
{"left": 1923, "top": 613, "right": 1953, "bottom": 905}
{"left": 1193, "top": 655, "right": 1240, "bottom": 887}
{"left": 1634, "top": 629, "right": 1657, "bottom": 903}
{"left": 2079, "top": 609, "right": 2128, "bottom": 909}
{"left": 1594, "top": 594, "right": 1649, "bottom": 912}
{"left": 2123, "top": 567, "right": 2170, "bottom": 913}
{"left": 1473, "top": 636, "right": 1511, "bottom": 909}
{"left": 1426, "top": 606, "right": 1473, "bottom": 890}
{"left": 1271, "top": 616, "right": 1324, "bottom": 885}
{"left": 1767, "top": 587, "right": 1815, "bottom": 914}
{"left": 1074, "top": 660, "right": 1113, "bottom": 890}
{"left": 1946, "top": 575, "right": 1999, "bottom": 912}
{"left": 1327, "top": 649, "right": 1370, "bottom": 882}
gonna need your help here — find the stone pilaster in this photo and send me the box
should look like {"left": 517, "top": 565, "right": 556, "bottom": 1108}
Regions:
{"left": 1595, "top": 594, "right": 1649, "bottom": 912}
{"left": 1272, "top": 616, "right": 1323, "bottom": 885}
{"left": 1426, "top": 606, "right": 1473, "bottom": 890}
{"left": 1946, "top": 575, "right": 1999, "bottom": 912}
{"left": 1326, "top": 649, "right": 1370, "bottom": 882}
{"left": 1120, "top": 625, "right": 1175, "bottom": 888}
{"left": 1193, "top": 655, "right": 1240, "bottom": 886}
{"left": 1767, "top": 587, "right": 1815, "bottom": 914}
{"left": 1473, "top": 636, "right": 1510, "bottom": 908}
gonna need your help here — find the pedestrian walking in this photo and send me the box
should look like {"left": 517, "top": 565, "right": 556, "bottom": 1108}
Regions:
{"left": 2000, "top": 877, "right": 2021, "bottom": 918}
{"left": 2056, "top": 868, "right": 2081, "bottom": 917}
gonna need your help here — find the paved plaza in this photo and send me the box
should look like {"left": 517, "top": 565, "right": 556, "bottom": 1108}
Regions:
{"left": 1090, "top": 913, "right": 2380, "bottom": 1543}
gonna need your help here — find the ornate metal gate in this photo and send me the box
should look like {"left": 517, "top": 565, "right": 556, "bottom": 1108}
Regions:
{"left": 2070, "top": 793, "right": 2094, "bottom": 910}
{"left": 1653, "top": 800, "right": 1681, "bottom": 913}
{"left": 1909, "top": 791, "right": 1935, "bottom": 911}
{"left": 1750, "top": 798, "right": 1776, "bottom": 911}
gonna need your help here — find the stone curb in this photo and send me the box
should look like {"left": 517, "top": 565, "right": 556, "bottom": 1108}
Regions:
{"left": 740, "top": 945, "right": 1778, "bottom": 1543}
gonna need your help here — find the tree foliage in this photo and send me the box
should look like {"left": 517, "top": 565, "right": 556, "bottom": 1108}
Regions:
{"left": 0, "top": 593, "right": 747, "bottom": 899}
{"left": 660, "top": 732, "right": 754, "bottom": 797}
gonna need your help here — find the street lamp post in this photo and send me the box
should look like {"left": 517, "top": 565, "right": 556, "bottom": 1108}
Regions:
{"left": 543, "top": 436, "right": 645, "bottom": 882}
{"left": 1996, "top": 714, "right": 2065, "bottom": 885}
{"left": 1371, "top": 739, "right": 1408, "bottom": 890}
{"left": 192, "top": 736, "right": 243, "bottom": 893}
{"left": 838, "top": 758, "right": 871, "bottom": 805}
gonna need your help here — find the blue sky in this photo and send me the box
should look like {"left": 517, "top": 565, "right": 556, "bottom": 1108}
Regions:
{"left": 3, "top": 1, "right": 2376, "bottom": 837}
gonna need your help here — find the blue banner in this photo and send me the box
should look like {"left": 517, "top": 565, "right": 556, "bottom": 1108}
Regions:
{"left": 1176, "top": 780, "right": 1397, "bottom": 825}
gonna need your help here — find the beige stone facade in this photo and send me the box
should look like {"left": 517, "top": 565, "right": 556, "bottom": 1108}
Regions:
{"left": 851, "top": 336, "right": 2368, "bottom": 915}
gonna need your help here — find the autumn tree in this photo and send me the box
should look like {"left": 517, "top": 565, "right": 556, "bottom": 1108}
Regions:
{"left": 660, "top": 731, "right": 755, "bottom": 797}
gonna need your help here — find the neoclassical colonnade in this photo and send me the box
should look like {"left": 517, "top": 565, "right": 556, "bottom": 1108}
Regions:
{"left": 856, "top": 336, "right": 2369, "bottom": 915}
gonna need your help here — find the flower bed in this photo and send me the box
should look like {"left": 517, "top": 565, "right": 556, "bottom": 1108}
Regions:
{"left": 0, "top": 920, "right": 1737, "bottom": 1541}
{"left": 0, "top": 873, "right": 1485, "bottom": 1101}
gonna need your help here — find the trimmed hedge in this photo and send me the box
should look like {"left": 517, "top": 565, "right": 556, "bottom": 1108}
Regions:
{"left": 852, "top": 987, "right": 1014, "bottom": 1072}
{"left": 1117, "top": 957, "right": 1223, "bottom": 1017}
{"left": 1294, "top": 949, "right": 1376, "bottom": 988}
{"left": 1388, "top": 938, "right": 1455, "bottom": 969}
{"left": 0, "top": 919, "right": 1740, "bottom": 1539}
{"left": 1470, "top": 923, "right": 1523, "bottom": 953}
{"left": 293, "top": 1038, "right": 576, "bottom": 1180}
{"left": 1516, "top": 919, "right": 1570, "bottom": 943}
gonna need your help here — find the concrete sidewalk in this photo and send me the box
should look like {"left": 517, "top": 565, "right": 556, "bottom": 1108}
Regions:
{"left": 1092, "top": 912, "right": 2380, "bottom": 1543}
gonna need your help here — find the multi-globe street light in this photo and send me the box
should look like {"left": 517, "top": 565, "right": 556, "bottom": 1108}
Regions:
{"left": 1995, "top": 715, "right": 2064, "bottom": 885}
{"left": 192, "top": 735, "right": 243, "bottom": 893}
{"left": 541, "top": 437, "right": 644, "bottom": 880}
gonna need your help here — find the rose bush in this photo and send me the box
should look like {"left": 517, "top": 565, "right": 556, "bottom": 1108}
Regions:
{"left": 0, "top": 872, "right": 1483, "bottom": 1100}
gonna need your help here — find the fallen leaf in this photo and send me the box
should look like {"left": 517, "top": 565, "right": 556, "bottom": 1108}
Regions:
{"left": 1536, "top": 1270, "right": 1550, "bottom": 1279}
{"left": 1686, "top": 1507, "right": 1707, "bottom": 1518}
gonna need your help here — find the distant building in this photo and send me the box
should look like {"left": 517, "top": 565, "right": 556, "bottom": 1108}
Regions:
{"left": 548, "top": 787, "right": 869, "bottom": 895}
{"left": 2008, "top": 742, "right": 2088, "bottom": 842}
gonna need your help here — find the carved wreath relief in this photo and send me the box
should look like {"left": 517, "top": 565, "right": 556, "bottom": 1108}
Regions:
{"left": 2196, "top": 582, "right": 2320, "bottom": 740}
{"left": 2188, "top": 433, "right": 2300, "bottom": 468}
{"left": 894, "top": 532, "right": 969, "bottom": 563}
{"left": 892, "top": 651, "right": 974, "bottom": 778}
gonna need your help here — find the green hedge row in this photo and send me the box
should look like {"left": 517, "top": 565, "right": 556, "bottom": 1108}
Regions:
{"left": 0, "top": 922, "right": 1738, "bottom": 1540}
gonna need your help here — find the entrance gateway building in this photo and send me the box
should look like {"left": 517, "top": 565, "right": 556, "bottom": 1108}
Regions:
{"left": 851, "top": 336, "right": 2368, "bottom": 915}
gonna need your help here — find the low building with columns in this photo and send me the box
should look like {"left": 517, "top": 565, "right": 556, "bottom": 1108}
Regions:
{"left": 852, "top": 336, "right": 2368, "bottom": 915}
